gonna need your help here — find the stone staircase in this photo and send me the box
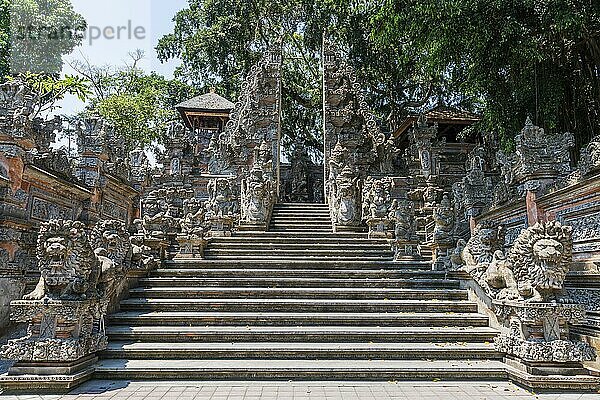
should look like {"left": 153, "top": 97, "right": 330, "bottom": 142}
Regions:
{"left": 96, "top": 203, "right": 506, "bottom": 380}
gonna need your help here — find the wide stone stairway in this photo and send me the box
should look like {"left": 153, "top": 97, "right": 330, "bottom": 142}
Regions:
{"left": 96, "top": 203, "right": 506, "bottom": 380}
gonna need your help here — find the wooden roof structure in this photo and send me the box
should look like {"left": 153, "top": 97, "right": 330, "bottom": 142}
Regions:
{"left": 392, "top": 105, "right": 481, "bottom": 140}
{"left": 176, "top": 91, "right": 235, "bottom": 130}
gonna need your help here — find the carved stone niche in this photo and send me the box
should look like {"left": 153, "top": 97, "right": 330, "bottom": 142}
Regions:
{"left": 361, "top": 177, "right": 394, "bottom": 238}
{"left": 493, "top": 302, "right": 595, "bottom": 375}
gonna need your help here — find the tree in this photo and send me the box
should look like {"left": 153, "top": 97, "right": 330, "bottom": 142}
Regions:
{"left": 9, "top": 72, "right": 90, "bottom": 117}
{"left": 1, "top": 0, "right": 86, "bottom": 79}
{"left": 372, "top": 0, "right": 600, "bottom": 148}
{"left": 156, "top": 0, "right": 436, "bottom": 160}
{"left": 71, "top": 51, "right": 198, "bottom": 146}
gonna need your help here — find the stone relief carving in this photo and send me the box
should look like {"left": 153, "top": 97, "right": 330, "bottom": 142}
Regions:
{"left": 452, "top": 147, "right": 494, "bottom": 220}
{"left": 206, "top": 177, "right": 238, "bottom": 236}
{"left": 90, "top": 220, "right": 130, "bottom": 298}
{"left": 432, "top": 194, "right": 455, "bottom": 245}
{"left": 322, "top": 38, "right": 385, "bottom": 225}
{"left": 514, "top": 117, "right": 574, "bottom": 179}
{"left": 579, "top": 135, "right": 600, "bottom": 177}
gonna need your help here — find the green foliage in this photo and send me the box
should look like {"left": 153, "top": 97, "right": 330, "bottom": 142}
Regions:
{"left": 75, "top": 51, "right": 198, "bottom": 147}
{"left": 158, "top": 0, "right": 600, "bottom": 152}
{"left": 9, "top": 72, "right": 90, "bottom": 116}
{"left": 1, "top": 0, "right": 85, "bottom": 79}
{"left": 156, "top": 0, "right": 434, "bottom": 159}
{"left": 0, "top": 0, "right": 9, "bottom": 80}
{"left": 372, "top": 0, "right": 600, "bottom": 146}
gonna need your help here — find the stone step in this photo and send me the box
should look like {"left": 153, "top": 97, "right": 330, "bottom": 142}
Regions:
{"left": 153, "top": 268, "right": 445, "bottom": 279}
{"left": 119, "top": 298, "right": 479, "bottom": 313}
{"left": 163, "top": 260, "right": 421, "bottom": 269}
{"left": 273, "top": 203, "right": 329, "bottom": 208}
{"left": 268, "top": 228, "right": 334, "bottom": 232}
{"left": 209, "top": 237, "right": 390, "bottom": 245}
{"left": 203, "top": 249, "right": 394, "bottom": 257}
{"left": 101, "top": 342, "right": 501, "bottom": 360}
{"left": 234, "top": 231, "right": 369, "bottom": 238}
{"left": 137, "top": 277, "right": 461, "bottom": 289}
{"left": 105, "top": 325, "right": 497, "bottom": 343}
{"left": 128, "top": 287, "right": 468, "bottom": 300}
{"left": 108, "top": 311, "right": 489, "bottom": 327}
{"left": 206, "top": 243, "right": 393, "bottom": 251}
{"left": 94, "top": 359, "right": 508, "bottom": 380}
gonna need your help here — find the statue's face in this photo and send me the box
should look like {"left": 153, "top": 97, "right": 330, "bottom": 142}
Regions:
{"left": 533, "top": 238, "right": 564, "bottom": 264}
{"left": 45, "top": 236, "right": 69, "bottom": 261}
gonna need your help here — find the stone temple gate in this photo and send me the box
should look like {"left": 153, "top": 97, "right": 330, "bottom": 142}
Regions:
{"left": 3, "top": 38, "right": 600, "bottom": 392}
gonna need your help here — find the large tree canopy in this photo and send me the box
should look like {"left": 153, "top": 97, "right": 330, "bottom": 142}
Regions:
{"left": 157, "top": 0, "right": 600, "bottom": 153}
{"left": 374, "top": 0, "right": 600, "bottom": 148}
{"left": 156, "top": 1, "right": 433, "bottom": 160}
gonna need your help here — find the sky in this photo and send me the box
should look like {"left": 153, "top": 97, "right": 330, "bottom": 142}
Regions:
{"left": 55, "top": 0, "right": 189, "bottom": 116}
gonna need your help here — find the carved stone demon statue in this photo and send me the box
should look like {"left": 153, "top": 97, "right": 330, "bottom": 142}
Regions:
{"left": 24, "top": 220, "right": 99, "bottom": 300}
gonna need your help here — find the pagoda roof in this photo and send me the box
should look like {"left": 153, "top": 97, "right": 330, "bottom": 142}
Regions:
{"left": 392, "top": 105, "right": 481, "bottom": 139}
{"left": 176, "top": 91, "right": 235, "bottom": 112}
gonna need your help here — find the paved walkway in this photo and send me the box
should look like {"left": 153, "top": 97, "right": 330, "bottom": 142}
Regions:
{"left": 1, "top": 381, "right": 599, "bottom": 400}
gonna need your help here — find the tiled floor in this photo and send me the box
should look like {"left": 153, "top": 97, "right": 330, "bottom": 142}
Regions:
{"left": 1, "top": 381, "right": 599, "bottom": 400}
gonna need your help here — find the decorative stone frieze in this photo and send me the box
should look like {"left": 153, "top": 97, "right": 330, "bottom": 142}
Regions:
{"left": 579, "top": 135, "right": 600, "bottom": 177}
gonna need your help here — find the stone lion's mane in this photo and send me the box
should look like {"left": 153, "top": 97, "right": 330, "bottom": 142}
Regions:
{"left": 36, "top": 220, "right": 96, "bottom": 284}
{"left": 508, "top": 221, "right": 573, "bottom": 290}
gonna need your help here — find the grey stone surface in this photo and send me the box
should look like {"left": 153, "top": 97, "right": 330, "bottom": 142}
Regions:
{"left": 2, "top": 380, "right": 599, "bottom": 399}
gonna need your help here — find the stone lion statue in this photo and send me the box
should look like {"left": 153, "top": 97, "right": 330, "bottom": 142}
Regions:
{"left": 504, "top": 221, "right": 573, "bottom": 302}
{"left": 24, "top": 220, "right": 99, "bottom": 300}
{"left": 465, "top": 221, "right": 573, "bottom": 303}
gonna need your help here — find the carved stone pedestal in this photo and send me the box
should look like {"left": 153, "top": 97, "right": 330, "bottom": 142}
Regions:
{"left": 366, "top": 217, "right": 393, "bottom": 239}
{"left": 393, "top": 239, "right": 421, "bottom": 261}
{"left": 0, "top": 298, "right": 108, "bottom": 385}
{"left": 144, "top": 237, "right": 168, "bottom": 262}
{"left": 493, "top": 301, "right": 595, "bottom": 376}
{"left": 208, "top": 216, "right": 235, "bottom": 237}
{"left": 175, "top": 235, "right": 207, "bottom": 259}
{"left": 431, "top": 242, "right": 453, "bottom": 271}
